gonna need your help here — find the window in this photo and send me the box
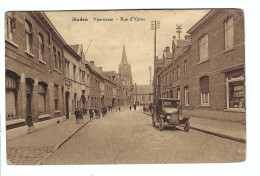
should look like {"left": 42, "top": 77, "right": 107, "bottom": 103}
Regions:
{"left": 82, "top": 71, "right": 85, "bottom": 84}
{"left": 184, "top": 86, "right": 189, "bottom": 105}
{"left": 65, "top": 60, "right": 70, "bottom": 77}
{"left": 225, "top": 17, "right": 234, "bottom": 50}
{"left": 200, "top": 76, "right": 210, "bottom": 105}
{"left": 199, "top": 34, "right": 208, "bottom": 62}
{"left": 6, "top": 15, "right": 14, "bottom": 41}
{"left": 177, "top": 65, "right": 180, "bottom": 78}
{"left": 149, "top": 94, "right": 151, "bottom": 101}
{"left": 6, "top": 74, "right": 18, "bottom": 120}
{"left": 177, "top": 88, "right": 180, "bottom": 100}
{"left": 39, "top": 33, "right": 44, "bottom": 61}
{"left": 73, "top": 65, "right": 76, "bottom": 80}
{"left": 53, "top": 47, "right": 57, "bottom": 69}
{"left": 184, "top": 60, "right": 188, "bottom": 77}
{"left": 38, "top": 83, "right": 47, "bottom": 114}
{"left": 54, "top": 85, "right": 59, "bottom": 110}
{"left": 226, "top": 71, "right": 245, "bottom": 109}
{"left": 173, "top": 69, "right": 176, "bottom": 81}
{"left": 58, "top": 51, "right": 61, "bottom": 71}
{"left": 142, "top": 95, "right": 145, "bottom": 101}
{"left": 25, "top": 20, "right": 33, "bottom": 52}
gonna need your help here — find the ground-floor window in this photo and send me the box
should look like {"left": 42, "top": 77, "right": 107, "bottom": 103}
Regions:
{"left": 226, "top": 70, "right": 245, "bottom": 109}
{"left": 200, "top": 76, "right": 210, "bottom": 105}
{"left": 38, "top": 83, "right": 47, "bottom": 114}
{"left": 177, "top": 88, "right": 180, "bottom": 100}
{"left": 6, "top": 74, "right": 18, "bottom": 120}
{"left": 54, "top": 85, "right": 59, "bottom": 110}
{"left": 184, "top": 86, "right": 189, "bottom": 105}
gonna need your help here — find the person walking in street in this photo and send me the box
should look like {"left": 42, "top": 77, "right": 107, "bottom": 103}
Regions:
{"left": 130, "top": 105, "right": 132, "bottom": 111}
{"left": 134, "top": 104, "right": 136, "bottom": 111}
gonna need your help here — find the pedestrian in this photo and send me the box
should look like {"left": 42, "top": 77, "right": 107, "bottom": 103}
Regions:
{"left": 89, "top": 108, "right": 94, "bottom": 120}
{"left": 130, "top": 105, "right": 132, "bottom": 111}
{"left": 134, "top": 104, "right": 136, "bottom": 111}
{"left": 118, "top": 106, "right": 120, "bottom": 111}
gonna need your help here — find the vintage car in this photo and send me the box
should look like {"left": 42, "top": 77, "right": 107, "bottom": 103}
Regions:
{"left": 151, "top": 98, "right": 190, "bottom": 132}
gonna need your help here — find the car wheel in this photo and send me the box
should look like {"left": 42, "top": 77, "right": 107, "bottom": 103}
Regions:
{"left": 152, "top": 115, "right": 155, "bottom": 127}
{"left": 184, "top": 120, "right": 190, "bottom": 132}
{"left": 159, "top": 118, "right": 163, "bottom": 131}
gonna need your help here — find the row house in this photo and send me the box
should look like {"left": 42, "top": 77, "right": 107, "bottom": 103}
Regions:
{"left": 5, "top": 12, "right": 66, "bottom": 139}
{"left": 64, "top": 44, "right": 90, "bottom": 119}
{"left": 5, "top": 12, "right": 130, "bottom": 141}
{"left": 155, "top": 9, "right": 245, "bottom": 123}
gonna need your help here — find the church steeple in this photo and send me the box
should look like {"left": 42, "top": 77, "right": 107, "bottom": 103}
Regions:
{"left": 121, "top": 45, "right": 128, "bottom": 65}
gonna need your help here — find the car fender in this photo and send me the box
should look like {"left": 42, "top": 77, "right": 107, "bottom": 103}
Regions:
{"left": 179, "top": 116, "right": 190, "bottom": 124}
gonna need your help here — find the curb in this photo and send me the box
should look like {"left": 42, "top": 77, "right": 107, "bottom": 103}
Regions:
{"left": 142, "top": 112, "right": 246, "bottom": 144}
{"left": 36, "top": 118, "right": 91, "bottom": 165}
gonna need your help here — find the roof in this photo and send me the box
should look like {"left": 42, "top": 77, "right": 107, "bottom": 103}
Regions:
{"left": 136, "top": 85, "right": 153, "bottom": 94}
{"left": 121, "top": 45, "right": 128, "bottom": 65}
{"left": 70, "top": 44, "right": 79, "bottom": 53}
{"left": 187, "top": 10, "right": 218, "bottom": 34}
{"left": 176, "top": 40, "right": 191, "bottom": 47}
{"left": 104, "top": 71, "right": 115, "bottom": 76}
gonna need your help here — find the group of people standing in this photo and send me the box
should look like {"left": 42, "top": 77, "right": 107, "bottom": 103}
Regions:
{"left": 129, "top": 104, "right": 137, "bottom": 111}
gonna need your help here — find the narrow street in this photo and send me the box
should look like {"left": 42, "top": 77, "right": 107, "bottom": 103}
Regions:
{"left": 43, "top": 107, "right": 245, "bottom": 164}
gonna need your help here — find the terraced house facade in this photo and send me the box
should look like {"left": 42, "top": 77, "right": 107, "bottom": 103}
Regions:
{"left": 155, "top": 9, "right": 245, "bottom": 123}
{"left": 5, "top": 12, "right": 134, "bottom": 140}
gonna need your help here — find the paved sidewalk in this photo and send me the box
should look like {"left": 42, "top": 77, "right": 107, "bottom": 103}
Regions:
{"left": 6, "top": 114, "right": 91, "bottom": 165}
{"left": 143, "top": 112, "right": 246, "bottom": 143}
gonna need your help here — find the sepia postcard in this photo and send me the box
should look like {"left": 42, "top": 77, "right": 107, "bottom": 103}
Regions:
{"left": 4, "top": 9, "right": 246, "bottom": 165}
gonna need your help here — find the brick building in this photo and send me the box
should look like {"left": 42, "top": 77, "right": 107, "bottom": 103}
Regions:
{"left": 5, "top": 12, "right": 134, "bottom": 140}
{"left": 134, "top": 85, "right": 153, "bottom": 106}
{"left": 155, "top": 9, "right": 245, "bottom": 123}
{"left": 5, "top": 12, "right": 66, "bottom": 139}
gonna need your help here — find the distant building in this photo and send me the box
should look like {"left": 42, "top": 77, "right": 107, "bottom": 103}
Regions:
{"left": 134, "top": 85, "right": 153, "bottom": 106}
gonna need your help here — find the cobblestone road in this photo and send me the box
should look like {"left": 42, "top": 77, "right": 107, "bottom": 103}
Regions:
{"left": 43, "top": 107, "right": 246, "bottom": 164}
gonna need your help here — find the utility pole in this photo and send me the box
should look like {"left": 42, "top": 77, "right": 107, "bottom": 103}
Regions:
{"left": 176, "top": 24, "right": 182, "bottom": 40}
{"left": 151, "top": 20, "right": 160, "bottom": 105}
{"left": 149, "top": 66, "right": 152, "bottom": 85}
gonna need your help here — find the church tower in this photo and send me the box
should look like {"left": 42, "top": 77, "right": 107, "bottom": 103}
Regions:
{"left": 118, "top": 45, "right": 133, "bottom": 105}
{"left": 119, "top": 45, "right": 133, "bottom": 88}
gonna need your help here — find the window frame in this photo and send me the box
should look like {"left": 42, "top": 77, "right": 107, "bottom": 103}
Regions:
{"left": 224, "top": 17, "right": 234, "bottom": 50}
{"left": 198, "top": 34, "right": 209, "bottom": 63}
{"left": 25, "top": 20, "right": 33, "bottom": 52}
{"left": 200, "top": 76, "right": 210, "bottom": 106}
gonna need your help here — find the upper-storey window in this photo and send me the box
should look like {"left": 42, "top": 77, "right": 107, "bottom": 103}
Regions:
{"left": 199, "top": 34, "right": 208, "bottom": 62}
{"left": 53, "top": 47, "right": 57, "bottom": 69}
{"left": 225, "top": 17, "right": 234, "bottom": 50}
{"left": 39, "top": 33, "right": 44, "bottom": 62}
{"left": 184, "top": 60, "right": 188, "bottom": 77}
{"left": 25, "top": 20, "right": 33, "bottom": 52}
{"left": 58, "top": 51, "right": 61, "bottom": 71}
{"left": 5, "top": 14, "right": 15, "bottom": 41}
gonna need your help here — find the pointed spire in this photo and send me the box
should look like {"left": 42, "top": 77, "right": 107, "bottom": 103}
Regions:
{"left": 121, "top": 45, "right": 128, "bottom": 65}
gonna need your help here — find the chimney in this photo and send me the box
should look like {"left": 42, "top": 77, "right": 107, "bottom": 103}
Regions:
{"left": 90, "top": 61, "right": 94, "bottom": 65}
{"left": 185, "top": 35, "right": 191, "bottom": 40}
{"left": 99, "top": 67, "right": 102, "bottom": 71}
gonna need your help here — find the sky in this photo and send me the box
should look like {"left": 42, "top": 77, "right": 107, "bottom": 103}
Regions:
{"left": 45, "top": 10, "right": 209, "bottom": 85}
